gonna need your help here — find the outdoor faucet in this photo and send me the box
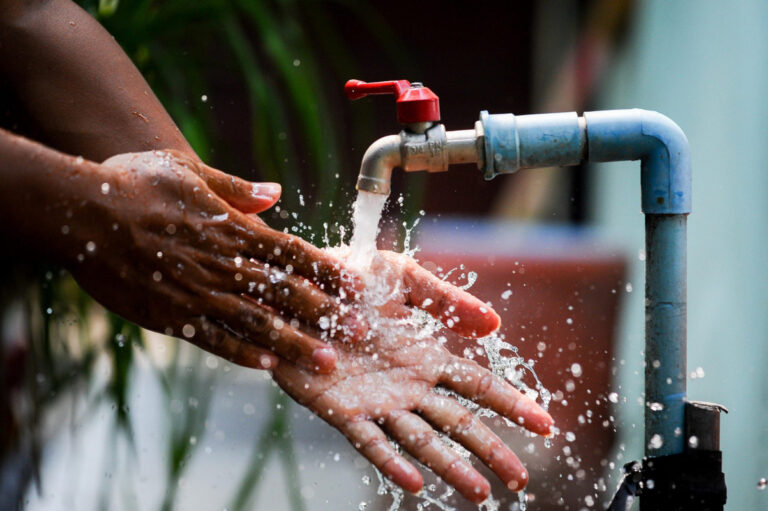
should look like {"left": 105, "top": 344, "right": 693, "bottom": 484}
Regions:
{"left": 347, "top": 79, "right": 727, "bottom": 510}
{"left": 344, "top": 79, "right": 483, "bottom": 195}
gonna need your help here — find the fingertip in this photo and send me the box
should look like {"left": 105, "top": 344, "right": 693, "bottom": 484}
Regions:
{"left": 506, "top": 468, "right": 529, "bottom": 492}
{"left": 527, "top": 407, "right": 555, "bottom": 436}
{"left": 540, "top": 413, "right": 556, "bottom": 437}
{"left": 245, "top": 183, "right": 281, "bottom": 213}
{"left": 465, "top": 477, "right": 491, "bottom": 504}
{"left": 488, "top": 308, "right": 502, "bottom": 332}
{"left": 258, "top": 353, "right": 279, "bottom": 370}
{"left": 386, "top": 459, "right": 423, "bottom": 494}
{"left": 311, "top": 347, "right": 337, "bottom": 373}
{"left": 473, "top": 305, "right": 501, "bottom": 337}
{"left": 448, "top": 305, "right": 501, "bottom": 338}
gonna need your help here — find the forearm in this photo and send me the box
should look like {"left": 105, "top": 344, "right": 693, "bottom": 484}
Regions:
{"left": 0, "top": 127, "right": 103, "bottom": 264}
{"left": 0, "top": 0, "right": 193, "bottom": 161}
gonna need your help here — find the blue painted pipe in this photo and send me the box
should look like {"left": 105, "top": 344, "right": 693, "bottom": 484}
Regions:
{"left": 482, "top": 108, "right": 691, "bottom": 458}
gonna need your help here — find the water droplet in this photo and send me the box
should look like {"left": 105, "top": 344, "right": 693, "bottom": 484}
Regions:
{"left": 688, "top": 435, "right": 699, "bottom": 448}
{"left": 201, "top": 94, "right": 208, "bottom": 103}
{"left": 85, "top": 241, "right": 96, "bottom": 253}
{"left": 501, "top": 290, "right": 513, "bottom": 300}
{"left": 152, "top": 271, "right": 162, "bottom": 282}
{"left": 689, "top": 366, "right": 706, "bottom": 379}
{"left": 182, "top": 324, "right": 195, "bottom": 338}
{"left": 571, "top": 363, "right": 582, "bottom": 377}
{"left": 608, "top": 392, "right": 619, "bottom": 403}
{"left": 648, "top": 434, "right": 663, "bottom": 450}
{"left": 649, "top": 402, "right": 664, "bottom": 411}
{"left": 757, "top": 478, "right": 767, "bottom": 490}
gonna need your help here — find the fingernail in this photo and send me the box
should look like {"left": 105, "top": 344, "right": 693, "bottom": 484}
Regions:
{"left": 252, "top": 182, "right": 281, "bottom": 199}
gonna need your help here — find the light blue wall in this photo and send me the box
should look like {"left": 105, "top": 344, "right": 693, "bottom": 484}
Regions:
{"left": 591, "top": 1, "right": 768, "bottom": 508}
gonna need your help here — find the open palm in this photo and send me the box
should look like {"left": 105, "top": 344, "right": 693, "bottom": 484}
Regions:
{"left": 273, "top": 251, "right": 553, "bottom": 503}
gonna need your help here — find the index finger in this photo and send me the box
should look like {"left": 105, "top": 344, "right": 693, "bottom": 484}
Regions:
{"left": 230, "top": 216, "right": 364, "bottom": 299}
{"left": 440, "top": 358, "right": 554, "bottom": 436}
{"left": 382, "top": 252, "right": 500, "bottom": 338}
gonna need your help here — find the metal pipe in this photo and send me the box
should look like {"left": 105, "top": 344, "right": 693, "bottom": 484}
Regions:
{"left": 584, "top": 109, "right": 691, "bottom": 458}
{"left": 644, "top": 213, "right": 687, "bottom": 456}
{"left": 481, "top": 108, "right": 692, "bottom": 459}
{"left": 445, "top": 128, "right": 482, "bottom": 165}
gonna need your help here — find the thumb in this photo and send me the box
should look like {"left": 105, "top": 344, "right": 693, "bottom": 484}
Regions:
{"left": 199, "top": 164, "right": 281, "bottom": 214}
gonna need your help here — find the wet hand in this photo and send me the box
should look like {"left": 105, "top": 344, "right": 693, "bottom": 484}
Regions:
{"left": 67, "top": 150, "right": 362, "bottom": 373}
{"left": 273, "top": 251, "right": 553, "bottom": 503}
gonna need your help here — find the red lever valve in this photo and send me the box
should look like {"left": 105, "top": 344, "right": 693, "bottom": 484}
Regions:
{"left": 344, "top": 79, "right": 440, "bottom": 124}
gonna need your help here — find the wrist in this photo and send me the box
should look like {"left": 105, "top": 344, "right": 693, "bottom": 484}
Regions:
{"left": 0, "top": 129, "right": 110, "bottom": 266}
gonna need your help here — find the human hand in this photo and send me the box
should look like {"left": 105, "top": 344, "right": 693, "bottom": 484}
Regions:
{"left": 65, "top": 150, "right": 362, "bottom": 373}
{"left": 273, "top": 250, "right": 554, "bottom": 503}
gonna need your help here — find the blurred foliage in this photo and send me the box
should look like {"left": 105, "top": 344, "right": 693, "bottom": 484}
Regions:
{"left": 2, "top": 0, "right": 422, "bottom": 509}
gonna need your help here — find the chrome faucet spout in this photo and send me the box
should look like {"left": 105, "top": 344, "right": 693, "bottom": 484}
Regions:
{"left": 355, "top": 124, "right": 484, "bottom": 196}
{"left": 355, "top": 135, "right": 402, "bottom": 195}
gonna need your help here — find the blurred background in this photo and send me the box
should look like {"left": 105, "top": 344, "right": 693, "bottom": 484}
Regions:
{"left": 2, "top": 0, "right": 767, "bottom": 509}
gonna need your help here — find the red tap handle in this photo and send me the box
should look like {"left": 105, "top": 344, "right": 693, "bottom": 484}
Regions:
{"left": 344, "top": 79, "right": 440, "bottom": 124}
{"left": 344, "top": 79, "right": 411, "bottom": 100}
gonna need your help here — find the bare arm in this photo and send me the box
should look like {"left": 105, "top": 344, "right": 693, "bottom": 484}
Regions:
{"left": 0, "top": 0, "right": 193, "bottom": 160}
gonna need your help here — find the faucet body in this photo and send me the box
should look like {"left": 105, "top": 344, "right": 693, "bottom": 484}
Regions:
{"left": 356, "top": 124, "right": 483, "bottom": 195}
{"left": 358, "top": 109, "right": 690, "bottom": 459}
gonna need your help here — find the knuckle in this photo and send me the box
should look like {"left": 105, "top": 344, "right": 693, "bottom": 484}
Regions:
{"left": 410, "top": 430, "right": 433, "bottom": 451}
{"left": 454, "top": 409, "right": 476, "bottom": 435}
{"left": 475, "top": 373, "right": 494, "bottom": 398}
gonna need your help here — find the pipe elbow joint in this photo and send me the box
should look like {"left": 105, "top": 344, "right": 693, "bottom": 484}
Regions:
{"left": 355, "top": 134, "right": 402, "bottom": 195}
{"left": 585, "top": 109, "right": 691, "bottom": 214}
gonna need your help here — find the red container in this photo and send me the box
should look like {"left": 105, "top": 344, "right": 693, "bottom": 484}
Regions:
{"left": 411, "top": 219, "right": 627, "bottom": 509}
